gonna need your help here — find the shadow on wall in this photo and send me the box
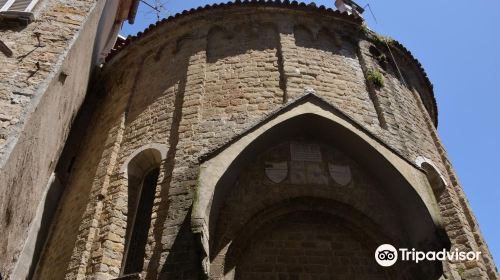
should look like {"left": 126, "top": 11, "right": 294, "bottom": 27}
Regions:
{"left": 34, "top": 24, "right": 198, "bottom": 279}
{"left": 206, "top": 23, "right": 280, "bottom": 63}
{"left": 143, "top": 73, "right": 187, "bottom": 278}
{"left": 18, "top": 174, "right": 63, "bottom": 280}
{"left": 28, "top": 67, "right": 114, "bottom": 279}
{"left": 125, "top": 36, "right": 196, "bottom": 123}
{"left": 111, "top": 36, "right": 202, "bottom": 277}
{"left": 145, "top": 23, "right": 284, "bottom": 278}
{"left": 156, "top": 208, "right": 200, "bottom": 279}
{"left": 143, "top": 23, "right": 285, "bottom": 276}
{"left": 294, "top": 25, "right": 357, "bottom": 59}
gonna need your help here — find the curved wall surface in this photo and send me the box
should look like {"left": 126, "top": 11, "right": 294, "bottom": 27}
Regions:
{"left": 34, "top": 2, "right": 498, "bottom": 280}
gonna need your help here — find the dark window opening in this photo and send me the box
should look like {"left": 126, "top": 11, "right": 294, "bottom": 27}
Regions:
{"left": 123, "top": 168, "right": 159, "bottom": 275}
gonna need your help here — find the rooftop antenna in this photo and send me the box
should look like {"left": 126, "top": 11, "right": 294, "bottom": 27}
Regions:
{"left": 140, "top": 0, "right": 166, "bottom": 21}
{"left": 335, "top": 0, "right": 365, "bottom": 17}
{"left": 363, "top": 3, "right": 378, "bottom": 23}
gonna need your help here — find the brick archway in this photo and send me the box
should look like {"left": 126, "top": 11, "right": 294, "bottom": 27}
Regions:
{"left": 216, "top": 198, "right": 400, "bottom": 280}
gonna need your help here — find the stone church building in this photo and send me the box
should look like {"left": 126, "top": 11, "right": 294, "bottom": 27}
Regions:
{"left": 0, "top": 1, "right": 498, "bottom": 279}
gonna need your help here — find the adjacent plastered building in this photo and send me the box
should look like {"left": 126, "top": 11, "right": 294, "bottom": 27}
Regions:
{"left": 0, "top": 0, "right": 139, "bottom": 278}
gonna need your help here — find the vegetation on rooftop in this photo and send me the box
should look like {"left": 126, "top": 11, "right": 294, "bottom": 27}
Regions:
{"left": 373, "top": 34, "right": 395, "bottom": 47}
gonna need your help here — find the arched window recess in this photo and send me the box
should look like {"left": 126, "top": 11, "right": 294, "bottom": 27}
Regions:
{"left": 119, "top": 144, "right": 167, "bottom": 276}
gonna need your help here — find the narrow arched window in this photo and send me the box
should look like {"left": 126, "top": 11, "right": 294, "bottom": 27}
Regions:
{"left": 123, "top": 168, "right": 159, "bottom": 274}
{"left": 120, "top": 146, "right": 165, "bottom": 276}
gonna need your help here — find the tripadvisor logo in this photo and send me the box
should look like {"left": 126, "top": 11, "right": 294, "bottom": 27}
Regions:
{"left": 375, "top": 244, "right": 482, "bottom": 267}
{"left": 375, "top": 244, "right": 398, "bottom": 267}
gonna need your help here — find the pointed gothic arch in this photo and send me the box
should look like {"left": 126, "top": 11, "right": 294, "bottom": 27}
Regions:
{"left": 192, "top": 95, "right": 449, "bottom": 278}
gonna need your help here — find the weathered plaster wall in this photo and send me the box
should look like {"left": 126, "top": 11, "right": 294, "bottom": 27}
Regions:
{"left": 36, "top": 4, "right": 498, "bottom": 280}
{"left": 0, "top": 0, "right": 113, "bottom": 277}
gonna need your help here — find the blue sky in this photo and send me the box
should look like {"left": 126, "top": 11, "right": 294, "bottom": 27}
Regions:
{"left": 121, "top": 0, "right": 500, "bottom": 265}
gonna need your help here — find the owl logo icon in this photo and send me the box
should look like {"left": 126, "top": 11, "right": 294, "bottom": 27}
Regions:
{"left": 375, "top": 244, "right": 398, "bottom": 267}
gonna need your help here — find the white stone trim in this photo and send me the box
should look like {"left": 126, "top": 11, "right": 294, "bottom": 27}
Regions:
{"left": 415, "top": 156, "right": 449, "bottom": 188}
{"left": 119, "top": 143, "right": 168, "bottom": 177}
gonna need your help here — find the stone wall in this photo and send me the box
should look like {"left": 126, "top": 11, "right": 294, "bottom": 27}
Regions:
{"left": 36, "top": 3, "right": 498, "bottom": 280}
{"left": 233, "top": 212, "right": 387, "bottom": 280}
{"left": 208, "top": 141, "right": 422, "bottom": 279}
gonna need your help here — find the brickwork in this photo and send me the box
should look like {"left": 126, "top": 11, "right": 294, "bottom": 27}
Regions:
{"left": 34, "top": 3, "right": 498, "bottom": 280}
{"left": 208, "top": 141, "right": 426, "bottom": 279}
{"left": 283, "top": 25, "right": 379, "bottom": 127}
{"left": 234, "top": 212, "right": 388, "bottom": 280}
{"left": 203, "top": 23, "right": 284, "bottom": 142}
{"left": 211, "top": 141, "right": 405, "bottom": 252}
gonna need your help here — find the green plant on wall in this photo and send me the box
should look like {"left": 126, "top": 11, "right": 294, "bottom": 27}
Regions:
{"left": 367, "top": 69, "right": 384, "bottom": 89}
{"left": 373, "top": 34, "right": 395, "bottom": 47}
{"left": 457, "top": 267, "right": 465, "bottom": 279}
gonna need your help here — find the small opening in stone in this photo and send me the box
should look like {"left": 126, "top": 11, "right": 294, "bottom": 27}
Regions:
{"left": 58, "top": 72, "right": 68, "bottom": 84}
